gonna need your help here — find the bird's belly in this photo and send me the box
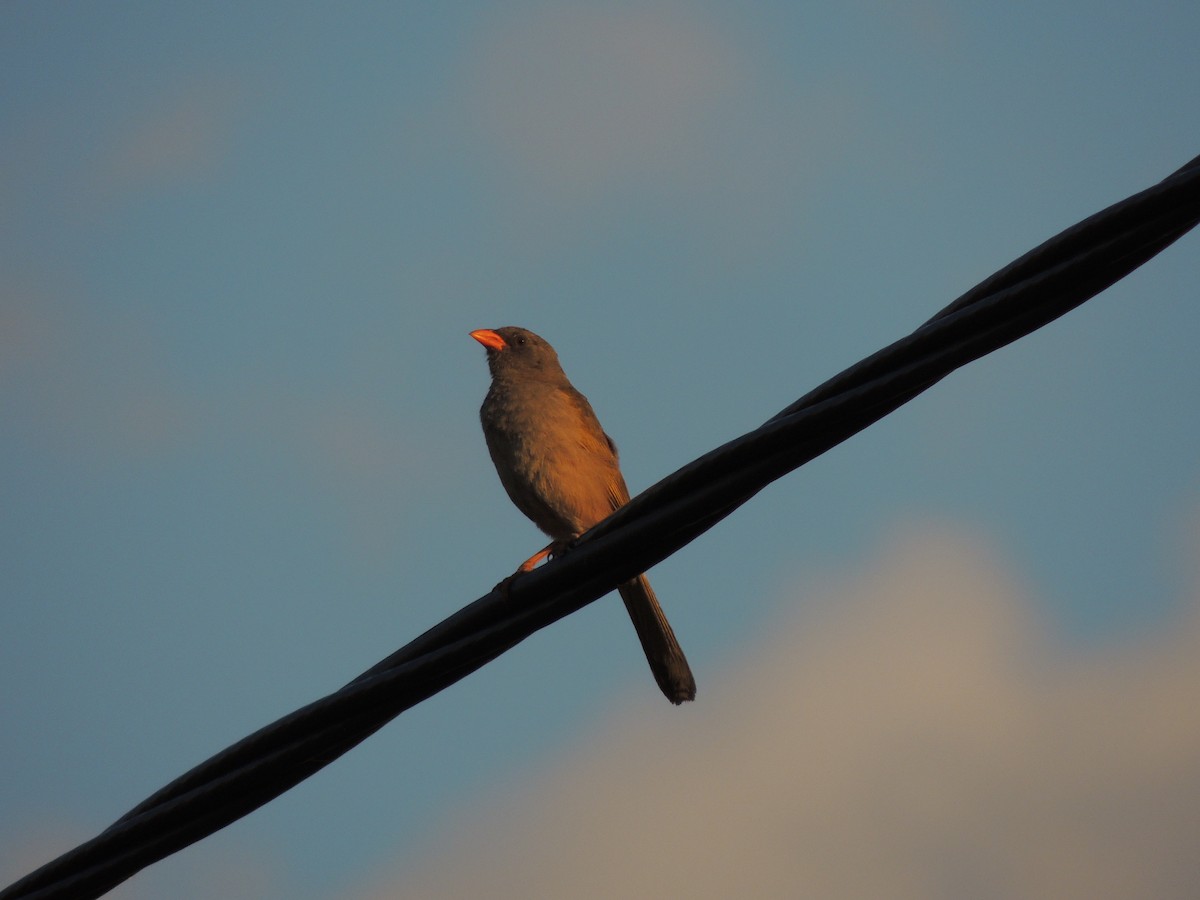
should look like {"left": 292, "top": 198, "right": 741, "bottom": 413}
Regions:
{"left": 489, "top": 428, "right": 612, "bottom": 540}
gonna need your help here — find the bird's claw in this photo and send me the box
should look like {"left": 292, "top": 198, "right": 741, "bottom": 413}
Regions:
{"left": 547, "top": 538, "right": 574, "bottom": 561}
{"left": 517, "top": 538, "right": 574, "bottom": 573}
{"left": 497, "top": 538, "right": 577, "bottom": 599}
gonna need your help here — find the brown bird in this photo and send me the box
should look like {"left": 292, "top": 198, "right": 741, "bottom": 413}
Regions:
{"left": 470, "top": 326, "right": 696, "bottom": 704}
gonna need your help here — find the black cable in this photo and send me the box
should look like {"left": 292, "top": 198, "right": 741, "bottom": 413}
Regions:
{"left": 4, "top": 152, "right": 1198, "bottom": 900}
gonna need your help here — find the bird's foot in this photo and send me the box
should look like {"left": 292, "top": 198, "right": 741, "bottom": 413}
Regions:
{"left": 546, "top": 538, "right": 574, "bottom": 561}
{"left": 517, "top": 539, "right": 573, "bottom": 573}
{"left": 496, "top": 539, "right": 576, "bottom": 599}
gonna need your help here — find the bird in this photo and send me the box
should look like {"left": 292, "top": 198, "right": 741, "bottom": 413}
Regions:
{"left": 469, "top": 326, "right": 696, "bottom": 704}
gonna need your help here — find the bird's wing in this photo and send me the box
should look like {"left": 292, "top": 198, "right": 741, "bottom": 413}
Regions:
{"left": 563, "top": 386, "right": 633, "bottom": 510}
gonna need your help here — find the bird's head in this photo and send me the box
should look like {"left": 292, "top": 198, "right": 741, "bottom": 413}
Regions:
{"left": 469, "top": 326, "right": 563, "bottom": 380}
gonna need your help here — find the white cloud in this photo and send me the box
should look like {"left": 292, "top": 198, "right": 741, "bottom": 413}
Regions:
{"left": 346, "top": 524, "right": 1200, "bottom": 899}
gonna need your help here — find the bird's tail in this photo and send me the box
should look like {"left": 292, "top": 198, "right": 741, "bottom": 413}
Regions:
{"left": 617, "top": 575, "right": 696, "bottom": 704}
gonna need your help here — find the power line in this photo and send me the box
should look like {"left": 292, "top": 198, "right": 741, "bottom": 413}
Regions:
{"left": 4, "top": 152, "right": 1198, "bottom": 900}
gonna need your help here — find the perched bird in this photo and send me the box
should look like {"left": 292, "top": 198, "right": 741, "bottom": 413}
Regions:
{"left": 470, "top": 326, "right": 696, "bottom": 704}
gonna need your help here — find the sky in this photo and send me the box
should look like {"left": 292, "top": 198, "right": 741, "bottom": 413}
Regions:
{"left": 2, "top": 2, "right": 1198, "bottom": 898}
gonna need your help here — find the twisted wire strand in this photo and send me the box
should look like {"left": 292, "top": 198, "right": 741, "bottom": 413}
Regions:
{"left": 4, "top": 152, "right": 1198, "bottom": 900}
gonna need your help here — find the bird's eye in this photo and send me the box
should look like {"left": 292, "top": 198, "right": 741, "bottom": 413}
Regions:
{"left": 516, "top": 336, "right": 527, "bottom": 345}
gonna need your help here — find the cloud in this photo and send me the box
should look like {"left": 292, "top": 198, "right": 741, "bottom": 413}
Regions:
{"left": 467, "top": 5, "right": 743, "bottom": 191}
{"left": 100, "top": 77, "right": 245, "bottom": 193}
{"left": 0, "top": 282, "right": 198, "bottom": 459}
{"left": 0, "top": 821, "right": 279, "bottom": 900}
{"left": 458, "top": 5, "right": 864, "bottom": 222}
{"left": 347, "top": 524, "right": 1200, "bottom": 899}
{"left": 0, "top": 280, "right": 439, "bottom": 488}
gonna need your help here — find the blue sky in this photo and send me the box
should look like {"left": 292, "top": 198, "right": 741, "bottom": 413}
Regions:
{"left": 3, "top": 3, "right": 1199, "bottom": 898}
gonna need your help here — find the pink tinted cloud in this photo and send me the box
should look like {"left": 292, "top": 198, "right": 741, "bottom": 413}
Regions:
{"left": 1, "top": 280, "right": 200, "bottom": 459}
{"left": 453, "top": 4, "right": 867, "bottom": 254}
{"left": 100, "top": 76, "right": 245, "bottom": 193}
{"left": 349, "top": 524, "right": 1200, "bottom": 899}
{"left": 469, "top": 6, "right": 743, "bottom": 190}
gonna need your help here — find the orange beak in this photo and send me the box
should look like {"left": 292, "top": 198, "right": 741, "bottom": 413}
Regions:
{"left": 469, "top": 329, "right": 507, "bottom": 351}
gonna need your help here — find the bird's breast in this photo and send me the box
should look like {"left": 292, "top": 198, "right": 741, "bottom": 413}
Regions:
{"left": 481, "top": 383, "right": 620, "bottom": 539}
